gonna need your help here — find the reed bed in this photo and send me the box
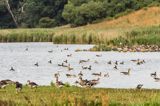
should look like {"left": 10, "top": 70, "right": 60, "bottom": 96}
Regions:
{"left": 0, "top": 85, "right": 160, "bottom": 106}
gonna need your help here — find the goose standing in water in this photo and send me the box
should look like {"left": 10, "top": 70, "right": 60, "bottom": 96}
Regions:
{"left": 10, "top": 67, "right": 15, "bottom": 71}
{"left": 92, "top": 72, "right": 101, "bottom": 77}
{"left": 150, "top": 72, "right": 156, "bottom": 77}
{"left": 34, "top": 62, "right": 39, "bottom": 67}
{"left": 120, "top": 68, "right": 131, "bottom": 75}
{"left": 48, "top": 60, "right": 52, "bottom": 64}
{"left": 27, "top": 80, "right": 38, "bottom": 88}
{"left": 114, "top": 65, "right": 118, "bottom": 70}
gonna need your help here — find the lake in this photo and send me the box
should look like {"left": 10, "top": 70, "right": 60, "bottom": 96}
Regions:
{"left": 0, "top": 42, "right": 160, "bottom": 89}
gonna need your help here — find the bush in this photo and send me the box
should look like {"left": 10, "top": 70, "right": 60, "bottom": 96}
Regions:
{"left": 39, "top": 17, "right": 57, "bottom": 28}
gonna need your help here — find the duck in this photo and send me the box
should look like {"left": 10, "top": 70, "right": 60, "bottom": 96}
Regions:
{"left": 10, "top": 67, "right": 15, "bottom": 71}
{"left": 120, "top": 68, "right": 131, "bottom": 75}
{"left": 27, "top": 80, "right": 38, "bottom": 88}
{"left": 15, "top": 81, "right": 22, "bottom": 93}
{"left": 34, "top": 62, "right": 39, "bottom": 67}
{"left": 92, "top": 72, "right": 101, "bottom": 76}
{"left": 136, "top": 84, "right": 143, "bottom": 89}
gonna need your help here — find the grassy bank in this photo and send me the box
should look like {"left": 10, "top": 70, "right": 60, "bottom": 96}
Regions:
{"left": 0, "top": 6, "right": 159, "bottom": 44}
{"left": 0, "top": 85, "right": 160, "bottom": 106}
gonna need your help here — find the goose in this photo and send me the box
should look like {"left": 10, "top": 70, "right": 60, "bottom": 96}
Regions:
{"left": 115, "top": 61, "right": 118, "bottom": 65}
{"left": 1, "top": 79, "right": 14, "bottom": 85}
{"left": 150, "top": 72, "right": 157, "bottom": 77}
{"left": 0, "top": 81, "right": 7, "bottom": 89}
{"left": 91, "top": 78, "right": 100, "bottom": 82}
{"left": 67, "top": 64, "right": 74, "bottom": 71}
{"left": 104, "top": 73, "right": 109, "bottom": 77}
{"left": 55, "top": 76, "right": 64, "bottom": 87}
{"left": 78, "top": 71, "right": 83, "bottom": 77}
{"left": 48, "top": 50, "right": 53, "bottom": 53}
{"left": 88, "top": 65, "right": 92, "bottom": 70}
{"left": 107, "top": 61, "right": 112, "bottom": 65}
{"left": 67, "top": 54, "right": 72, "bottom": 57}
{"left": 25, "top": 48, "right": 28, "bottom": 51}
{"left": 92, "top": 72, "right": 101, "bottom": 76}
{"left": 54, "top": 72, "right": 60, "bottom": 78}
{"left": 136, "top": 84, "right": 143, "bottom": 89}
{"left": 64, "top": 60, "right": 68, "bottom": 63}
{"left": 120, "top": 69, "right": 131, "bottom": 75}
{"left": 15, "top": 81, "right": 22, "bottom": 93}
{"left": 96, "top": 54, "right": 102, "bottom": 57}
{"left": 114, "top": 65, "right": 118, "bottom": 70}
{"left": 27, "top": 80, "right": 38, "bottom": 88}
{"left": 120, "top": 61, "right": 124, "bottom": 65}
{"left": 79, "top": 59, "right": 90, "bottom": 64}
{"left": 48, "top": 60, "right": 52, "bottom": 64}
{"left": 34, "top": 62, "right": 39, "bottom": 67}
{"left": 58, "top": 63, "right": 64, "bottom": 67}
{"left": 64, "top": 48, "right": 68, "bottom": 50}
{"left": 82, "top": 65, "right": 91, "bottom": 70}
{"left": 78, "top": 77, "right": 89, "bottom": 87}
{"left": 154, "top": 77, "right": 160, "bottom": 82}
{"left": 66, "top": 74, "right": 76, "bottom": 78}
{"left": 10, "top": 67, "right": 15, "bottom": 71}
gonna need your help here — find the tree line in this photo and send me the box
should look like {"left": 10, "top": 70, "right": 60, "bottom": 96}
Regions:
{"left": 0, "top": 0, "right": 159, "bottom": 28}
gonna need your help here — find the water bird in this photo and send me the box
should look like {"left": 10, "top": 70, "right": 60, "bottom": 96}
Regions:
{"left": 64, "top": 60, "right": 68, "bottom": 63}
{"left": 67, "top": 54, "right": 72, "bottom": 57}
{"left": 10, "top": 67, "right": 15, "bottom": 71}
{"left": 55, "top": 76, "right": 64, "bottom": 87}
{"left": 104, "top": 73, "right": 109, "bottom": 77}
{"left": 79, "top": 59, "right": 90, "bottom": 64}
{"left": 120, "top": 68, "right": 131, "bottom": 75}
{"left": 96, "top": 54, "right": 102, "bottom": 57}
{"left": 154, "top": 77, "right": 160, "bottom": 82}
{"left": 48, "top": 60, "right": 52, "bottom": 64}
{"left": 0, "top": 81, "right": 7, "bottom": 89}
{"left": 114, "top": 65, "right": 118, "bottom": 70}
{"left": 78, "top": 71, "right": 83, "bottom": 77}
{"left": 34, "top": 62, "right": 39, "bottom": 67}
{"left": 66, "top": 74, "right": 76, "bottom": 78}
{"left": 107, "top": 61, "right": 112, "bottom": 65}
{"left": 27, "top": 80, "right": 38, "bottom": 88}
{"left": 115, "top": 61, "right": 118, "bottom": 65}
{"left": 82, "top": 65, "right": 91, "bottom": 70}
{"left": 92, "top": 72, "right": 101, "bottom": 76}
{"left": 150, "top": 72, "right": 157, "bottom": 77}
{"left": 120, "top": 61, "right": 124, "bottom": 65}
{"left": 67, "top": 64, "right": 74, "bottom": 71}
{"left": 25, "top": 48, "right": 28, "bottom": 51}
{"left": 136, "top": 84, "right": 143, "bottom": 89}
{"left": 15, "top": 81, "right": 22, "bottom": 93}
{"left": 48, "top": 50, "right": 53, "bottom": 53}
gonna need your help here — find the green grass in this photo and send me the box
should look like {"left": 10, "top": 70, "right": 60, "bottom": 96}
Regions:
{"left": 1, "top": 85, "right": 160, "bottom": 106}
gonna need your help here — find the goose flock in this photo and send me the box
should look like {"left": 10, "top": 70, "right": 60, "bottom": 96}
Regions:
{"left": 0, "top": 43, "right": 160, "bottom": 92}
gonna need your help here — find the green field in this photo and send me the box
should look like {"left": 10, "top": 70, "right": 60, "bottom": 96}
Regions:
{"left": 0, "top": 85, "right": 160, "bottom": 106}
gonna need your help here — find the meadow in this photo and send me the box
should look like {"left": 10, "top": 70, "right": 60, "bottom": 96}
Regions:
{"left": 0, "top": 85, "right": 160, "bottom": 106}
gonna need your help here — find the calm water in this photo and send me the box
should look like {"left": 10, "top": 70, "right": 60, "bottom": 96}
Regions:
{"left": 0, "top": 43, "right": 160, "bottom": 89}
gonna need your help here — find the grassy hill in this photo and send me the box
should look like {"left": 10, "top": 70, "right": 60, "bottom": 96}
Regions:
{"left": 0, "top": 6, "right": 159, "bottom": 44}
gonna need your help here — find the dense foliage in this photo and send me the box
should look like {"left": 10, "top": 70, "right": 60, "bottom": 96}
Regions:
{"left": 0, "top": 0, "right": 159, "bottom": 28}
